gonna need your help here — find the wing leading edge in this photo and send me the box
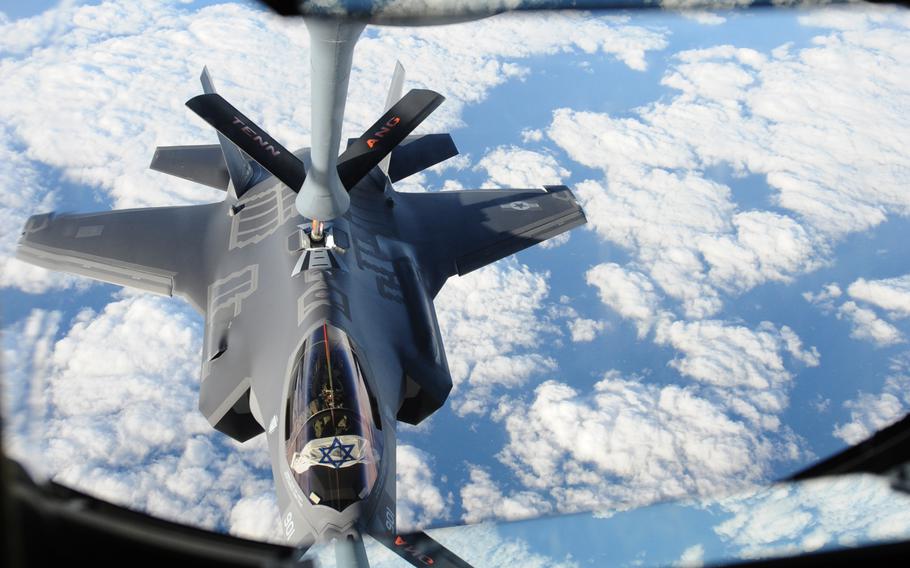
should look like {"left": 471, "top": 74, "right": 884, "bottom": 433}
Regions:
{"left": 16, "top": 205, "right": 217, "bottom": 312}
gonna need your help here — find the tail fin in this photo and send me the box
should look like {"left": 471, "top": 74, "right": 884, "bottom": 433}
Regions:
{"left": 186, "top": 92, "right": 306, "bottom": 194}
{"left": 199, "top": 67, "right": 257, "bottom": 198}
{"left": 379, "top": 61, "right": 406, "bottom": 175}
{"left": 374, "top": 531, "right": 474, "bottom": 568}
{"left": 336, "top": 88, "right": 444, "bottom": 190}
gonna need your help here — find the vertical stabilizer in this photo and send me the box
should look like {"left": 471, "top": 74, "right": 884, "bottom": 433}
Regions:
{"left": 379, "top": 61, "right": 406, "bottom": 175}
{"left": 200, "top": 67, "right": 255, "bottom": 198}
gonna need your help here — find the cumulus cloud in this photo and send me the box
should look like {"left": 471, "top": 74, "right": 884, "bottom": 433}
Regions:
{"left": 568, "top": 317, "right": 606, "bottom": 342}
{"left": 435, "top": 259, "right": 555, "bottom": 416}
{"left": 549, "top": 6, "right": 910, "bottom": 318}
{"left": 475, "top": 145, "right": 570, "bottom": 189}
{"left": 847, "top": 274, "right": 910, "bottom": 319}
{"left": 837, "top": 301, "right": 903, "bottom": 346}
{"left": 806, "top": 278, "right": 908, "bottom": 346}
{"left": 587, "top": 263, "right": 819, "bottom": 423}
{"left": 520, "top": 127, "right": 544, "bottom": 143}
{"left": 713, "top": 474, "right": 910, "bottom": 559}
{"left": 397, "top": 445, "right": 450, "bottom": 531}
{"left": 484, "top": 373, "right": 805, "bottom": 516}
{"left": 586, "top": 263, "right": 662, "bottom": 338}
{"left": 461, "top": 465, "right": 553, "bottom": 524}
{"left": 2, "top": 296, "right": 280, "bottom": 539}
{"left": 674, "top": 544, "right": 706, "bottom": 568}
{"left": 833, "top": 356, "right": 910, "bottom": 444}
{"left": 0, "top": 127, "right": 90, "bottom": 292}
{"left": 538, "top": 230, "right": 570, "bottom": 249}
{"left": 429, "top": 523, "right": 578, "bottom": 568}
{"left": 802, "top": 282, "right": 842, "bottom": 313}
{"left": 1, "top": 308, "right": 61, "bottom": 469}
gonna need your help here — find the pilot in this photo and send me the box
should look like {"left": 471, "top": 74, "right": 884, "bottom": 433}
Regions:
{"left": 312, "top": 410, "right": 350, "bottom": 438}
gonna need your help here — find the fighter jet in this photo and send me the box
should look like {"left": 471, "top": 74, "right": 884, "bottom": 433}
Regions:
{"left": 15, "top": 17, "right": 585, "bottom": 568}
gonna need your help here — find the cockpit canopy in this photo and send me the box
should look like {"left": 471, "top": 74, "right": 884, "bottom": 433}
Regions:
{"left": 285, "top": 323, "right": 383, "bottom": 512}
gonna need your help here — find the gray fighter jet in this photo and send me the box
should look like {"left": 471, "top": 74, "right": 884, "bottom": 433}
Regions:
{"left": 15, "top": 17, "right": 585, "bottom": 568}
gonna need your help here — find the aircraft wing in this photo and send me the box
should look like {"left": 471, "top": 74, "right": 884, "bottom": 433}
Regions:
{"left": 16, "top": 204, "right": 217, "bottom": 311}
{"left": 397, "top": 185, "right": 586, "bottom": 291}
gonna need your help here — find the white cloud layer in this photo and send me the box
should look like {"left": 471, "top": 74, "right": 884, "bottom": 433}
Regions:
{"left": 568, "top": 317, "right": 606, "bottom": 342}
{"left": 837, "top": 301, "right": 904, "bottom": 347}
{"left": 2, "top": 296, "right": 281, "bottom": 539}
{"left": 714, "top": 474, "right": 910, "bottom": 559}
{"left": 549, "top": 6, "right": 910, "bottom": 319}
{"left": 847, "top": 274, "right": 910, "bottom": 319}
{"left": 463, "top": 370, "right": 806, "bottom": 520}
{"left": 806, "top": 273, "right": 910, "bottom": 347}
{"left": 396, "top": 444, "right": 450, "bottom": 531}
{"left": 460, "top": 465, "right": 553, "bottom": 524}
{"left": 476, "top": 145, "right": 570, "bottom": 189}
{"left": 674, "top": 544, "right": 706, "bottom": 568}
{"left": 833, "top": 355, "right": 910, "bottom": 444}
{"left": 435, "top": 260, "right": 555, "bottom": 416}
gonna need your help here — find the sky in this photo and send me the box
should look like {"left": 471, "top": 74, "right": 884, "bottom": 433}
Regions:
{"left": 2, "top": 1, "right": 910, "bottom": 566}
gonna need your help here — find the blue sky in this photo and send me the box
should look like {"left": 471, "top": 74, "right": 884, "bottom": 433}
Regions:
{"left": 2, "top": 1, "right": 910, "bottom": 566}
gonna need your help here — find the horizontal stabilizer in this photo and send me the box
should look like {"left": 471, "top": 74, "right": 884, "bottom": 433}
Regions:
{"left": 337, "top": 88, "right": 444, "bottom": 190}
{"left": 186, "top": 93, "right": 306, "bottom": 192}
{"left": 149, "top": 144, "right": 230, "bottom": 190}
{"left": 374, "top": 531, "right": 473, "bottom": 568}
{"left": 388, "top": 133, "right": 458, "bottom": 182}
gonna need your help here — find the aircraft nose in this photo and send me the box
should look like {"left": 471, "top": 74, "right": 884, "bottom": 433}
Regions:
{"left": 283, "top": 323, "right": 384, "bottom": 513}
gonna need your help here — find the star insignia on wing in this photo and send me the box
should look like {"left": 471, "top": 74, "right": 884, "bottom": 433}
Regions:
{"left": 318, "top": 437, "right": 356, "bottom": 469}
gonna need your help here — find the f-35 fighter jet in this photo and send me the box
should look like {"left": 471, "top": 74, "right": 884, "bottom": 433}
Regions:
{"left": 16, "top": 18, "right": 585, "bottom": 568}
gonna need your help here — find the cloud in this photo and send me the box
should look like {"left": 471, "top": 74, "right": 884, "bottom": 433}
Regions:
{"left": 674, "top": 544, "right": 705, "bottom": 568}
{"left": 583, "top": 265, "right": 820, "bottom": 424}
{"left": 568, "top": 317, "right": 606, "bottom": 342}
{"left": 0, "top": 126, "right": 90, "bottom": 292}
{"left": 2, "top": 296, "right": 279, "bottom": 539}
{"left": 655, "top": 319, "right": 806, "bottom": 394}
{"left": 538, "top": 230, "right": 570, "bottom": 249}
{"left": 475, "top": 145, "right": 570, "bottom": 189}
{"left": 779, "top": 325, "right": 821, "bottom": 367}
{"left": 549, "top": 6, "right": 910, "bottom": 319}
{"left": 833, "top": 357, "right": 910, "bottom": 444}
{"left": 520, "top": 127, "right": 543, "bottom": 143}
{"left": 802, "top": 282, "right": 842, "bottom": 313}
{"left": 847, "top": 274, "right": 910, "bottom": 319}
{"left": 429, "top": 523, "right": 578, "bottom": 568}
{"left": 460, "top": 465, "right": 552, "bottom": 524}
{"left": 434, "top": 259, "right": 555, "bottom": 416}
{"left": 1, "top": 308, "right": 61, "bottom": 469}
{"left": 396, "top": 444, "right": 450, "bottom": 531}
{"left": 713, "top": 474, "right": 910, "bottom": 560}
{"left": 586, "top": 263, "right": 662, "bottom": 338}
{"left": 806, "top": 278, "right": 908, "bottom": 347}
{"left": 837, "top": 301, "right": 903, "bottom": 347}
{"left": 485, "top": 372, "right": 805, "bottom": 516}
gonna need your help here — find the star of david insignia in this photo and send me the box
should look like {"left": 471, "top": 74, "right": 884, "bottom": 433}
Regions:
{"left": 318, "top": 437, "right": 356, "bottom": 469}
